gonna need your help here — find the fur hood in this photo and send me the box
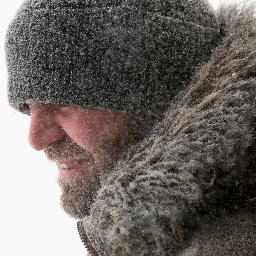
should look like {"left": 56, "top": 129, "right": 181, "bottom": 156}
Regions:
{"left": 78, "top": 3, "right": 256, "bottom": 255}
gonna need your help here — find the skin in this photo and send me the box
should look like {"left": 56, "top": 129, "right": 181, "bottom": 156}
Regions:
{"left": 27, "top": 102, "right": 133, "bottom": 218}
{"left": 28, "top": 102, "right": 132, "bottom": 175}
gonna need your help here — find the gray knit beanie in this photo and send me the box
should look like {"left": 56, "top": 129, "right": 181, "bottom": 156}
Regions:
{"left": 6, "top": 0, "right": 221, "bottom": 118}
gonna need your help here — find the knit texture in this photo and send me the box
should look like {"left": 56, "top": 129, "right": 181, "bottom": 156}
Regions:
{"left": 81, "top": 3, "right": 256, "bottom": 255}
{"left": 6, "top": 0, "right": 220, "bottom": 118}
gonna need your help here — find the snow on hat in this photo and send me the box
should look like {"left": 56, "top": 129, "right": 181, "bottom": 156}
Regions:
{"left": 6, "top": 0, "right": 221, "bottom": 118}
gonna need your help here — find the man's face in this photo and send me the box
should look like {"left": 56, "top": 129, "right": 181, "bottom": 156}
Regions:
{"left": 28, "top": 102, "right": 132, "bottom": 219}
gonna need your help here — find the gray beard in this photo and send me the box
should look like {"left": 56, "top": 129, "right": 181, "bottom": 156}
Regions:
{"left": 57, "top": 164, "right": 101, "bottom": 219}
{"left": 44, "top": 137, "right": 102, "bottom": 219}
{"left": 43, "top": 120, "right": 146, "bottom": 219}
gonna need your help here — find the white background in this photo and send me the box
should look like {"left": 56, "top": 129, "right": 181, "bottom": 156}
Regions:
{"left": 0, "top": 0, "right": 244, "bottom": 255}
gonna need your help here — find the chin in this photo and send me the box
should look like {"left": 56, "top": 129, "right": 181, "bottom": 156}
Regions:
{"left": 60, "top": 191, "right": 91, "bottom": 219}
{"left": 57, "top": 171, "right": 100, "bottom": 219}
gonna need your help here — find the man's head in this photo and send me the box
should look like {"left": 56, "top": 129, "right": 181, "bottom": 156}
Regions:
{"left": 6, "top": 0, "right": 221, "bottom": 218}
{"left": 28, "top": 102, "right": 139, "bottom": 218}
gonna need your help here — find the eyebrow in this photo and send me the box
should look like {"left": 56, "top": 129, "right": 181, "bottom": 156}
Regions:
{"left": 16, "top": 103, "right": 31, "bottom": 115}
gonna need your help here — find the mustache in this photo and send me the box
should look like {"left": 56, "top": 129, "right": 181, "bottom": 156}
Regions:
{"left": 44, "top": 136, "right": 93, "bottom": 162}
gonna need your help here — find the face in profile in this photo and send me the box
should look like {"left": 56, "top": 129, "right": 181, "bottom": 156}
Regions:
{"left": 28, "top": 102, "right": 133, "bottom": 219}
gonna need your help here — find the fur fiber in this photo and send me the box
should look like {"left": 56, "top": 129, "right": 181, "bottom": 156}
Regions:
{"left": 81, "top": 2, "right": 256, "bottom": 255}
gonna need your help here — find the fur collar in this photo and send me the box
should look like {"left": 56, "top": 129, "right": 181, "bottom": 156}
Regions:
{"left": 79, "top": 3, "right": 256, "bottom": 255}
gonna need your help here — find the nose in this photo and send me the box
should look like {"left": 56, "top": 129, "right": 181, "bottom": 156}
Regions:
{"left": 28, "top": 104, "right": 66, "bottom": 151}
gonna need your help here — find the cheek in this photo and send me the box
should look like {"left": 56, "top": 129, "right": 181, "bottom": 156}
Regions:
{"left": 58, "top": 114, "right": 109, "bottom": 152}
{"left": 57, "top": 111, "right": 131, "bottom": 167}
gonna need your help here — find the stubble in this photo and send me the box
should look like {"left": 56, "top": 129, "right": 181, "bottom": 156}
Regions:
{"left": 44, "top": 137, "right": 101, "bottom": 219}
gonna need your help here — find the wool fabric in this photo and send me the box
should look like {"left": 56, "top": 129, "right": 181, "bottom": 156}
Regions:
{"left": 6, "top": 0, "right": 221, "bottom": 118}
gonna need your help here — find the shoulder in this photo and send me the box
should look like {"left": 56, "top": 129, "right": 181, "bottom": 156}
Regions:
{"left": 177, "top": 209, "right": 256, "bottom": 256}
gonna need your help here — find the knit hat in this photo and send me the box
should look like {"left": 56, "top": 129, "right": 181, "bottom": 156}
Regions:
{"left": 6, "top": 0, "right": 221, "bottom": 118}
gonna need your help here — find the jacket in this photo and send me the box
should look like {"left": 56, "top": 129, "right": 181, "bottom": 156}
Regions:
{"left": 77, "top": 3, "right": 256, "bottom": 255}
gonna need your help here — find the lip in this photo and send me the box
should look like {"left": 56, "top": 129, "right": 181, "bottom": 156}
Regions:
{"left": 56, "top": 158, "right": 83, "bottom": 164}
{"left": 57, "top": 159, "right": 91, "bottom": 179}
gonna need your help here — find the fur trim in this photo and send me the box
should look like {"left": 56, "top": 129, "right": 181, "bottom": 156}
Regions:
{"left": 82, "top": 3, "right": 256, "bottom": 255}
{"left": 217, "top": 0, "right": 256, "bottom": 36}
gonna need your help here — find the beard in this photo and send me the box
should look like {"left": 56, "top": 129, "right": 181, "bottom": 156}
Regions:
{"left": 57, "top": 165, "right": 100, "bottom": 219}
{"left": 44, "top": 137, "right": 101, "bottom": 219}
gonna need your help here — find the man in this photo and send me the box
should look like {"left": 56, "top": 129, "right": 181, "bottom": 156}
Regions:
{"left": 28, "top": 102, "right": 134, "bottom": 218}
{"left": 6, "top": 0, "right": 220, "bottom": 219}
{"left": 6, "top": 0, "right": 256, "bottom": 255}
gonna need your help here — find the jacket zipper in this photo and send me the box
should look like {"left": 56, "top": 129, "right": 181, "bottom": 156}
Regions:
{"left": 77, "top": 221, "right": 99, "bottom": 256}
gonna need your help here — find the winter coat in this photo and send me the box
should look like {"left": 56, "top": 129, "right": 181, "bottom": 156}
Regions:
{"left": 77, "top": 4, "right": 256, "bottom": 255}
